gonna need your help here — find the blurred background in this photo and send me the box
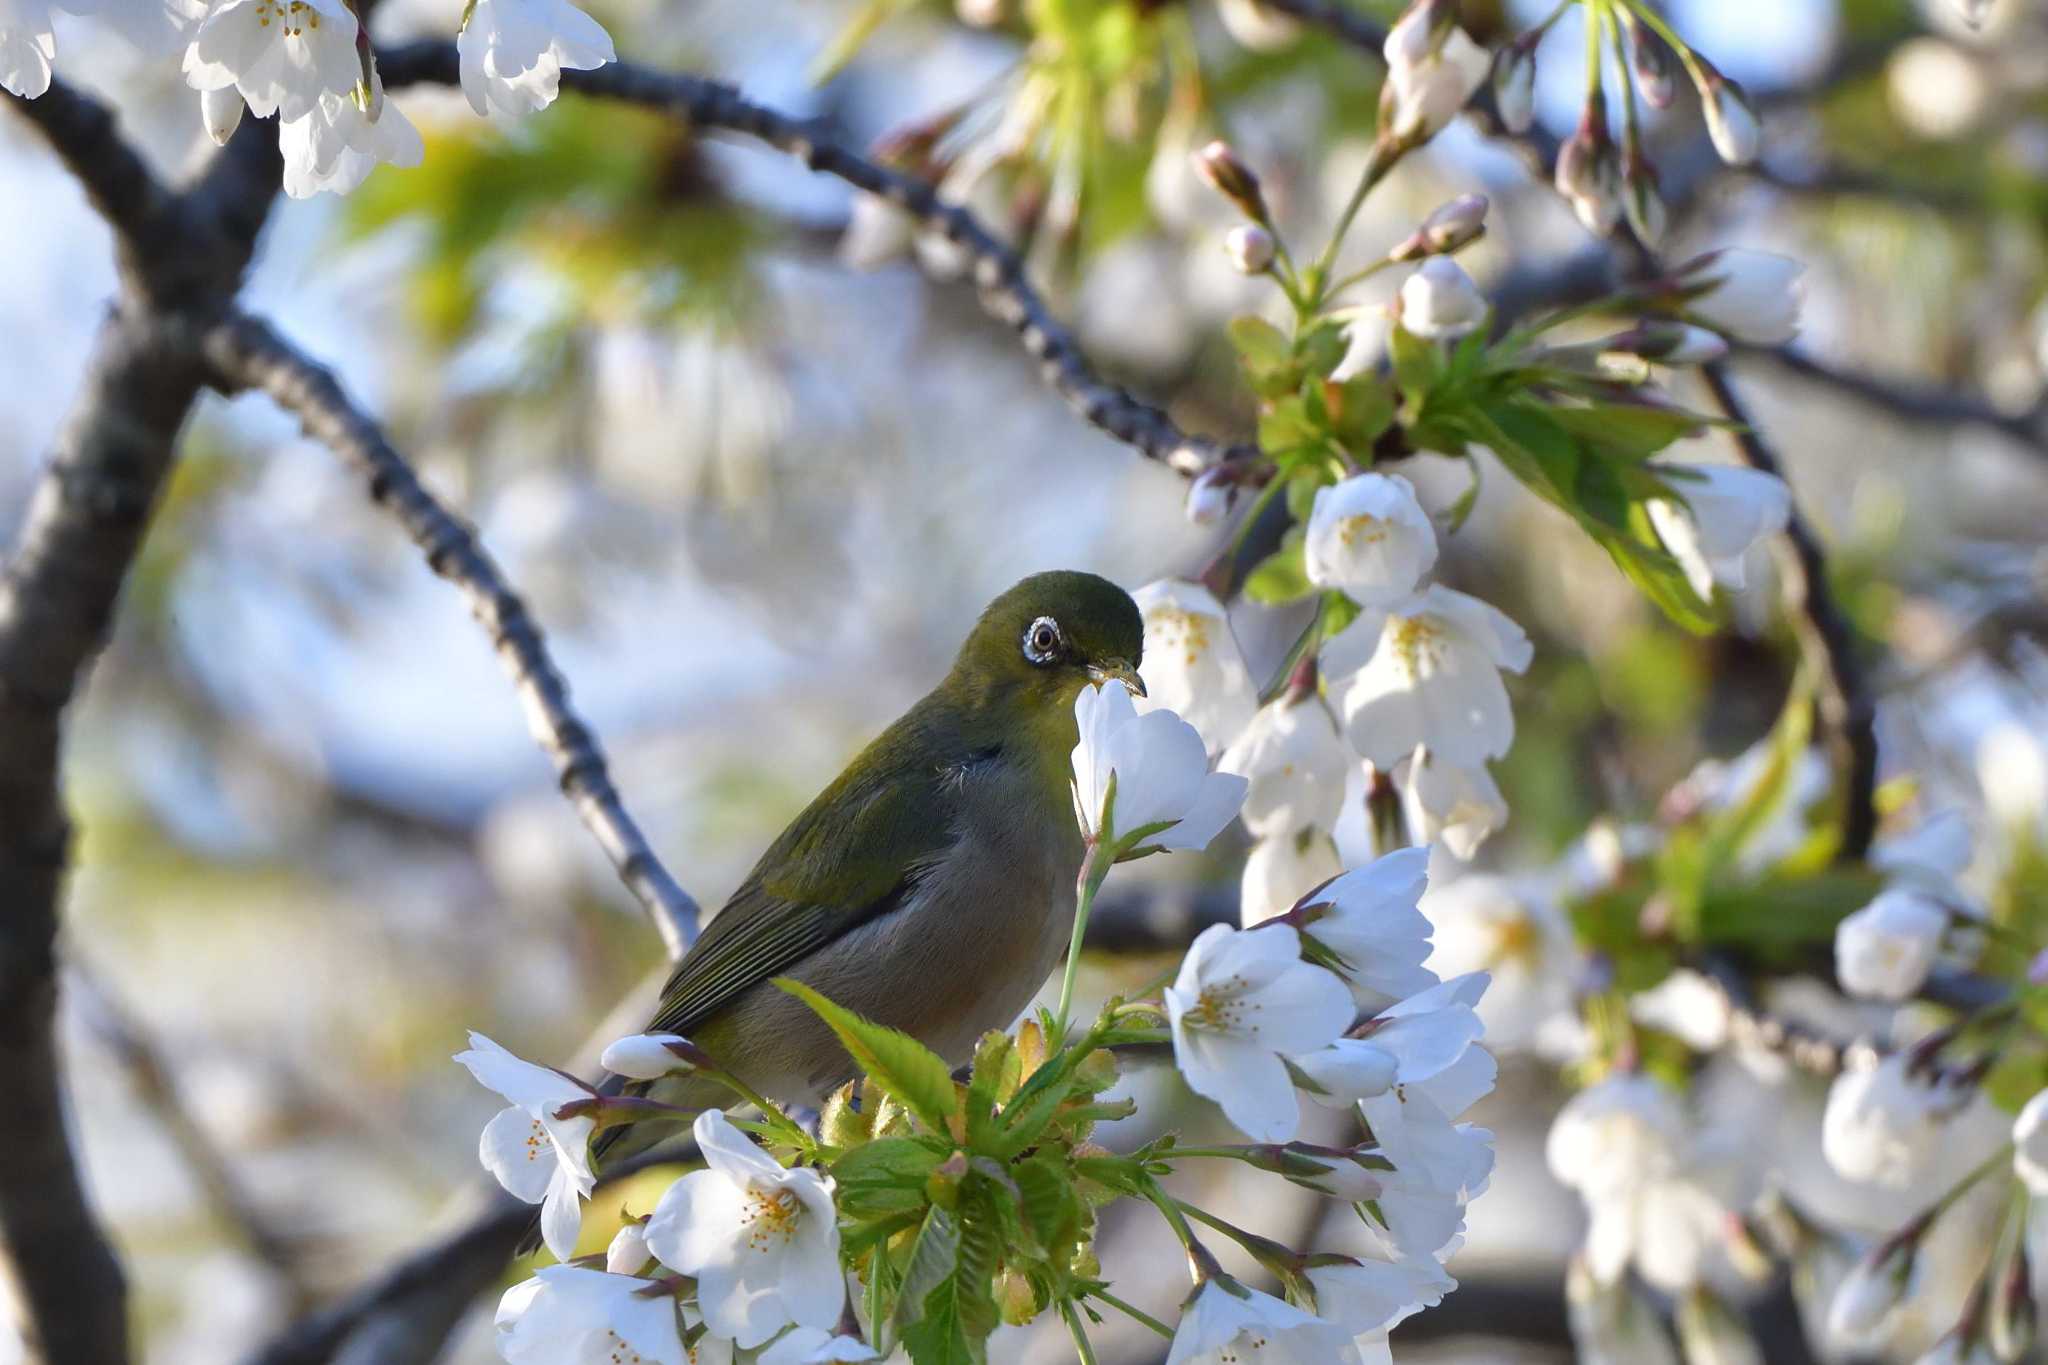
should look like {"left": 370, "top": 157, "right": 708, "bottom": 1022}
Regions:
{"left": 5, "top": 0, "right": 2048, "bottom": 1358}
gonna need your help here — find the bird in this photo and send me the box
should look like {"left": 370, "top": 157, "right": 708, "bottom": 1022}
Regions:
{"left": 581, "top": 570, "right": 1145, "bottom": 1182}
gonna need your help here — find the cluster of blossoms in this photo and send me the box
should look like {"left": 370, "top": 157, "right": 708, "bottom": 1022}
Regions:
{"left": 1, "top": 0, "right": 613, "bottom": 197}
{"left": 457, "top": 679, "right": 1495, "bottom": 1364}
{"left": 1491, "top": 0, "right": 1762, "bottom": 245}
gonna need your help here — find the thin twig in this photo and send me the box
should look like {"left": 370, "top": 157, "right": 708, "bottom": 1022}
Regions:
{"left": 1753, "top": 345, "right": 2048, "bottom": 459}
{"left": 373, "top": 40, "right": 1255, "bottom": 479}
{"left": 198, "top": 311, "right": 701, "bottom": 960}
{"left": 240, "top": 1141, "right": 699, "bottom": 1365}
{"left": 67, "top": 962, "right": 310, "bottom": 1306}
{"left": 1699, "top": 361, "right": 1879, "bottom": 862}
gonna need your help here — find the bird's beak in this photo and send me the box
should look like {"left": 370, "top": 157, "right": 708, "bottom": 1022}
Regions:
{"left": 1089, "top": 659, "right": 1147, "bottom": 698}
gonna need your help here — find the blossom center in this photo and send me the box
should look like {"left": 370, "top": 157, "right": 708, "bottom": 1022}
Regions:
{"left": 739, "top": 1183, "right": 803, "bottom": 1251}
{"left": 605, "top": 1326, "right": 654, "bottom": 1364}
{"left": 1190, "top": 975, "right": 1256, "bottom": 1034}
{"left": 1151, "top": 607, "right": 1212, "bottom": 670}
{"left": 1385, "top": 613, "right": 1447, "bottom": 677}
{"left": 252, "top": 0, "right": 324, "bottom": 35}
{"left": 521, "top": 1118, "right": 555, "bottom": 1164}
{"left": 1336, "top": 513, "right": 1389, "bottom": 549}
{"left": 1486, "top": 912, "right": 1538, "bottom": 968}
{"left": 1217, "top": 1331, "right": 1271, "bottom": 1362}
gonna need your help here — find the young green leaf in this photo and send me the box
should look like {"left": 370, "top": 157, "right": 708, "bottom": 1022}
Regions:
{"left": 1242, "top": 530, "right": 1314, "bottom": 606}
{"left": 775, "top": 979, "right": 960, "bottom": 1133}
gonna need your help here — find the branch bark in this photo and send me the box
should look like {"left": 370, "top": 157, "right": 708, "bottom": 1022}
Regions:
{"left": 1699, "top": 361, "right": 1880, "bottom": 862}
{"left": 0, "top": 75, "right": 283, "bottom": 1365}
{"left": 374, "top": 40, "right": 1255, "bottom": 480}
{"left": 198, "top": 311, "right": 701, "bottom": 961}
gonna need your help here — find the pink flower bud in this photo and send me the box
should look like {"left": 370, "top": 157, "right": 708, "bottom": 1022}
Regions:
{"left": 1192, "top": 140, "right": 1270, "bottom": 222}
{"left": 1224, "top": 224, "right": 1276, "bottom": 274}
{"left": 1698, "top": 66, "right": 1760, "bottom": 167}
{"left": 1555, "top": 102, "right": 1621, "bottom": 236}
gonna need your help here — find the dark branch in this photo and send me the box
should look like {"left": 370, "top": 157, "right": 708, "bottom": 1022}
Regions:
{"left": 374, "top": 40, "right": 1254, "bottom": 480}
{"left": 1699, "top": 361, "right": 1880, "bottom": 862}
{"left": 0, "top": 77, "right": 282, "bottom": 1365}
{"left": 68, "top": 964, "right": 308, "bottom": 1303}
{"left": 1751, "top": 345, "right": 2048, "bottom": 459}
{"left": 198, "top": 311, "right": 701, "bottom": 961}
{"left": 2, "top": 82, "right": 182, "bottom": 295}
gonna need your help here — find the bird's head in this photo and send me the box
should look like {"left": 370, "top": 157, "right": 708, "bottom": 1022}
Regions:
{"left": 946, "top": 571, "right": 1146, "bottom": 721}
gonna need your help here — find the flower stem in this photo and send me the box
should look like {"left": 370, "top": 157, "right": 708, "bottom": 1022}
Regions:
{"left": 1309, "top": 141, "right": 1400, "bottom": 311}
{"left": 1061, "top": 1298, "right": 1100, "bottom": 1365}
{"left": 1091, "top": 1289, "right": 1174, "bottom": 1339}
{"left": 1053, "top": 842, "right": 1112, "bottom": 1046}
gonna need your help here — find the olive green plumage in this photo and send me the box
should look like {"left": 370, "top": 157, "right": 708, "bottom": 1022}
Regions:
{"left": 602, "top": 570, "right": 1143, "bottom": 1163}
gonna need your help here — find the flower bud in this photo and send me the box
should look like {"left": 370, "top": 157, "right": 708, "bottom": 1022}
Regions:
{"left": 1193, "top": 140, "right": 1270, "bottom": 223}
{"left": 604, "top": 1221, "right": 651, "bottom": 1275}
{"left": 1184, "top": 466, "right": 1237, "bottom": 525}
{"left": 1555, "top": 102, "right": 1621, "bottom": 236}
{"left": 1397, "top": 256, "right": 1487, "bottom": 340}
{"left": 1282, "top": 1145, "right": 1387, "bottom": 1200}
{"left": 1678, "top": 1289, "right": 1763, "bottom": 1365}
{"left": 1673, "top": 248, "right": 1805, "bottom": 346}
{"left": 1698, "top": 65, "right": 1760, "bottom": 167}
{"left": 1597, "top": 322, "right": 1728, "bottom": 370}
{"left": 1384, "top": 0, "right": 1455, "bottom": 66}
{"left": 1621, "top": 11, "right": 1677, "bottom": 110}
{"left": 1492, "top": 38, "right": 1537, "bottom": 134}
{"left": 1622, "top": 152, "right": 1667, "bottom": 246}
{"left": 1991, "top": 1240, "right": 2036, "bottom": 1361}
{"left": 1224, "top": 224, "right": 1276, "bottom": 275}
{"left": 1829, "top": 1234, "right": 1917, "bottom": 1346}
{"left": 1292, "top": 1038, "right": 1399, "bottom": 1105}
{"left": 1390, "top": 193, "right": 1488, "bottom": 261}
{"left": 201, "top": 86, "right": 245, "bottom": 147}
{"left": 599, "top": 1032, "right": 699, "bottom": 1080}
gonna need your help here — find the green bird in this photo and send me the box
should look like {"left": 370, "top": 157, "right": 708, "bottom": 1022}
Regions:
{"left": 594, "top": 570, "right": 1144, "bottom": 1166}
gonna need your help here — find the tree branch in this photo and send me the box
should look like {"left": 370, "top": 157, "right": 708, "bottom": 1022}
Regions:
{"left": 68, "top": 963, "right": 309, "bottom": 1305}
{"left": 198, "top": 311, "right": 701, "bottom": 961}
{"left": 1750, "top": 345, "right": 2048, "bottom": 459}
{"left": 0, "top": 73, "right": 284, "bottom": 1365}
{"left": 1699, "top": 361, "right": 1879, "bottom": 862}
{"left": 374, "top": 40, "right": 1254, "bottom": 480}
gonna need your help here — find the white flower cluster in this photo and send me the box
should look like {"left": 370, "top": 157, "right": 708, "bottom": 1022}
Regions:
{"left": 1150, "top": 849, "right": 1492, "bottom": 1362}
{"left": 1, "top": 0, "right": 613, "bottom": 198}
{"left": 456, "top": 1043, "right": 861, "bottom": 1365}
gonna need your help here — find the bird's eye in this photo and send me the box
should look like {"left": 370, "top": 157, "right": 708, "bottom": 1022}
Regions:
{"left": 1022, "top": 616, "right": 1063, "bottom": 665}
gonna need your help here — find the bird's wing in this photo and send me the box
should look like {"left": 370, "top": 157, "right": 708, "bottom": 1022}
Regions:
{"left": 645, "top": 721, "right": 986, "bottom": 1038}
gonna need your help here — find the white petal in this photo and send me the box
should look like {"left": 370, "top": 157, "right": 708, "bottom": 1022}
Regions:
{"left": 538, "top": 1161, "right": 586, "bottom": 1262}
{"left": 479, "top": 1105, "right": 559, "bottom": 1203}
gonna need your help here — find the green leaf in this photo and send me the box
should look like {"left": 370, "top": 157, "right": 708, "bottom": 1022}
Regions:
{"left": 1012, "top": 1153, "right": 1082, "bottom": 1259}
{"left": 1388, "top": 322, "right": 1443, "bottom": 408}
{"left": 1296, "top": 319, "right": 1349, "bottom": 378}
{"left": 1698, "top": 682, "right": 1816, "bottom": 869}
{"left": 1328, "top": 375, "right": 1396, "bottom": 451}
{"left": 1242, "top": 530, "right": 1314, "bottom": 606}
{"left": 899, "top": 1194, "right": 1001, "bottom": 1365}
{"left": 1546, "top": 401, "right": 1710, "bottom": 460}
{"left": 896, "top": 1206, "right": 961, "bottom": 1330}
{"left": 1256, "top": 395, "right": 1320, "bottom": 456}
{"left": 1284, "top": 468, "right": 1324, "bottom": 523}
{"left": 1444, "top": 455, "right": 1481, "bottom": 533}
{"left": 775, "top": 980, "right": 959, "bottom": 1133}
{"left": 833, "top": 1137, "right": 946, "bottom": 1218}
{"left": 1229, "top": 315, "right": 1291, "bottom": 372}
{"left": 1590, "top": 522, "right": 1719, "bottom": 635}
{"left": 1479, "top": 401, "right": 1581, "bottom": 503}
{"left": 963, "top": 1032, "right": 1017, "bottom": 1151}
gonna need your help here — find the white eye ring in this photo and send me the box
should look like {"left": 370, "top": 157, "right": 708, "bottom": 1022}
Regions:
{"left": 1022, "top": 616, "right": 1063, "bottom": 665}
